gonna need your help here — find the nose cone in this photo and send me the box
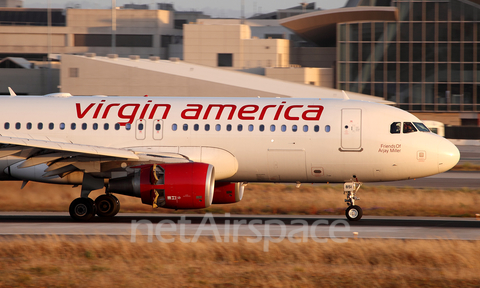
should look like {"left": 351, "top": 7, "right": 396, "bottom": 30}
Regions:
{"left": 438, "top": 139, "right": 460, "bottom": 173}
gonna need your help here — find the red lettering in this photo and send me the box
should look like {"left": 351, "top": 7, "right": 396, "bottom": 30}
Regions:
{"left": 274, "top": 101, "right": 286, "bottom": 120}
{"left": 238, "top": 105, "right": 259, "bottom": 120}
{"left": 93, "top": 100, "right": 106, "bottom": 119}
{"left": 181, "top": 104, "right": 203, "bottom": 119}
{"left": 259, "top": 105, "right": 276, "bottom": 120}
{"left": 118, "top": 104, "right": 140, "bottom": 125}
{"left": 203, "top": 104, "right": 236, "bottom": 120}
{"left": 148, "top": 104, "right": 171, "bottom": 119}
{"left": 302, "top": 105, "right": 324, "bottom": 121}
{"left": 139, "top": 100, "right": 152, "bottom": 119}
{"left": 102, "top": 103, "right": 120, "bottom": 119}
{"left": 75, "top": 103, "right": 95, "bottom": 119}
{"left": 284, "top": 105, "right": 303, "bottom": 120}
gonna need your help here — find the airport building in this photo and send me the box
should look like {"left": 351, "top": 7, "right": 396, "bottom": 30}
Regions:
{"left": 280, "top": 0, "right": 480, "bottom": 124}
{"left": 1, "top": 1, "right": 480, "bottom": 126}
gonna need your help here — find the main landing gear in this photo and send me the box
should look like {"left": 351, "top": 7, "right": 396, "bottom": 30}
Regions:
{"left": 344, "top": 181, "right": 363, "bottom": 221}
{"left": 68, "top": 174, "right": 120, "bottom": 221}
{"left": 69, "top": 194, "right": 120, "bottom": 221}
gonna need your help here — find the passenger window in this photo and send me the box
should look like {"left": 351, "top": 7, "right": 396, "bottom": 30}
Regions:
{"left": 259, "top": 124, "right": 265, "bottom": 132}
{"left": 104, "top": 123, "right": 109, "bottom": 130}
{"left": 93, "top": 123, "right": 98, "bottom": 130}
{"left": 26, "top": 123, "right": 32, "bottom": 130}
{"left": 314, "top": 125, "right": 319, "bottom": 132}
{"left": 183, "top": 124, "right": 188, "bottom": 131}
{"left": 270, "top": 124, "right": 276, "bottom": 132}
{"left": 390, "top": 122, "right": 401, "bottom": 134}
{"left": 303, "top": 125, "right": 308, "bottom": 132}
{"left": 126, "top": 123, "right": 132, "bottom": 130}
{"left": 138, "top": 123, "right": 144, "bottom": 131}
{"left": 216, "top": 124, "right": 221, "bottom": 131}
{"left": 71, "top": 123, "right": 76, "bottom": 130}
{"left": 292, "top": 125, "right": 298, "bottom": 132}
{"left": 325, "top": 125, "right": 331, "bottom": 132}
{"left": 4, "top": 122, "right": 9, "bottom": 130}
{"left": 237, "top": 124, "right": 243, "bottom": 131}
{"left": 15, "top": 122, "right": 20, "bottom": 129}
{"left": 205, "top": 124, "right": 210, "bottom": 131}
{"left": 413, "top": 122, "right": 430, "bottom": 132}
{"left": 403, "top": 122, "right": 417, "bottom": 133}
{"left": 49, "top": 123, "right": 54, "bottom": 130}
{"left": 156, "top": 123, "right": 162, "bottom": 131}
{"left": 248, "top": 124, "right": 254, "bottom": 131}
{"left": 226, "top": 124, "right": 232, "bottom": 131}
{"left": 38, "top": 123, "right": 43, "bottom": 130}
{"left": 60, "top": 123, "right": 65, "bottom": 130}
{"left": 281, "top": 125, "right": 286, "bottom": 132}
{"left": 115, "top": 123, "right": 120, "bottom": 130}
{"left": 82, "top": 123, "right": 87, "bottom": 130}
{"left": 172, "top": 124, "right": 177, "bottom": 131}
{"left": 194, "top": 124, "right": 199, "bottom": 131}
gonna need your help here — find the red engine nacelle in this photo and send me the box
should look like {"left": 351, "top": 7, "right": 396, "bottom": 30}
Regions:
{"left": 212, "top": 182, "right": 244, "bottom": 204}
{"left": 107, "top": 162, "right": 215, "bottom": 209}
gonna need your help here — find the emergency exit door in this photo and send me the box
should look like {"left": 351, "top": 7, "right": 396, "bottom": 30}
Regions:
{"left": 341, "top": 109, "right": 362, "bottom": 151}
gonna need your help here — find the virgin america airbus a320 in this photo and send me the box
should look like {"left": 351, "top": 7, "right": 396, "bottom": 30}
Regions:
{"left": 0, "top": 89, "right": 459, "bottom": 221}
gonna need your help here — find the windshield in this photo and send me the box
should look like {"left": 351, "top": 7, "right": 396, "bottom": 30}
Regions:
{"left": 413, "top": 122, "right": 431, "bottom": 132}
{"left": 403, "top": 122, "right": 417, "bottom": 133}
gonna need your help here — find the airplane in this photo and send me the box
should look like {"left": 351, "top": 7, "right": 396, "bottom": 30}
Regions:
{"left": 0, "top": 90, "right": 460, "bottom": 221}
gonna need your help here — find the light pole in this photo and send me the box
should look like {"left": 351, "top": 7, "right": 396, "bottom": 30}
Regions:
{"left": 112, "top": 0, "right": 116, "bottom": 54}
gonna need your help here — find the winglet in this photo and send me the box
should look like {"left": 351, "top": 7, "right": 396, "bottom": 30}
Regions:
{"left": 8, "top": 87, "right": 16, "bottom": 97}
{"left": 342, "top": 90, "right": 349, "bottom": 100}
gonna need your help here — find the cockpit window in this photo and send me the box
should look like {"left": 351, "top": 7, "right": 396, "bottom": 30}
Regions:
{"left": 403, "top": 122, "right": 417, "bottom": 133}
{"left": 390, "top": 122, "right": 401, "bottom": 134}
{"left": 413, "top": 122, "right": 430, "bottom": 132}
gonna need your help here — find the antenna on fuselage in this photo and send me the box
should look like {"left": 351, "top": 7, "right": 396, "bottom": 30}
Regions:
{"left": 8, "top": 87, "right": 16, "bottom": 97}
{"left": 342, "top": 90, "right": 349, "bottom": 100}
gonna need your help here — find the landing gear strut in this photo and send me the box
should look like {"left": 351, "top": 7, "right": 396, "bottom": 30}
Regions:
{"left": 69, "top": 173, "right": 120, "bottom": 221}
{"left": 344, "top": 181, "right": 363, "bottom": 221}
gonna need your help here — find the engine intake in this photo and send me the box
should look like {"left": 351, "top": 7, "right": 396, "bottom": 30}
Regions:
{"left": 107, "top": 163, "right": 215, "bottom": 209}
{"left": 212, "top": 182, "right": 244, "bottom": 204}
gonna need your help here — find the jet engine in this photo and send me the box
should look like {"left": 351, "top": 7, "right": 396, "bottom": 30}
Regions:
{"left": 212, "top": 182, "right": 244, "bottom": 204}
{"left": 107, "top": 162, "right": 215, "bottom": 209}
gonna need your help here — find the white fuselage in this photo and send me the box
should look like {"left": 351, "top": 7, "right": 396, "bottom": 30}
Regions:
{"left": 0, "top": 96, "right": 460, "bottom": 184}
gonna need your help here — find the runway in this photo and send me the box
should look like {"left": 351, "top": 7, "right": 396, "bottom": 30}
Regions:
{"left": 364, "top": 171, "right": 480, "bottom": 188}
{"left": 0, "top": 144, "right": 478, "bottom": 241}
{"left": 0, "top": 212, "right": 479, "bottom": 241}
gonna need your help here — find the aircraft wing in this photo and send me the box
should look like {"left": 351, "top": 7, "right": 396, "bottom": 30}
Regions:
{"left": 0, "top": 135, "right": 190, "bottom": 177}
{"left": 0, "top": 135, "right": 139, "bottom": 159}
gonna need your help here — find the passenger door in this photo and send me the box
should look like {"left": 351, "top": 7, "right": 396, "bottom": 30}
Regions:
{"left": 153, "top": 119, "right": 163, "bottom": 140}
{"left": 340, "top": 109, "right": 362, "bottom": 151}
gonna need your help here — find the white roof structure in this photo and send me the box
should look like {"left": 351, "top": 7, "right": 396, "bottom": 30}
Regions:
{"left": 61, "top": 54, "right": 393, "bottom": 104}
{"left": 0, "top": 57, "right": 34, "bottom": 69}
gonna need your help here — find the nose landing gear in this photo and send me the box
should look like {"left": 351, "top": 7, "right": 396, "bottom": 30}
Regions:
{"left": 344, "top": 181, "right": 363, "bottom": 221}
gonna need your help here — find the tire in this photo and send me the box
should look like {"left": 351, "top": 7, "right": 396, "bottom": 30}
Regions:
{"left": 95, "top": 194, "right": 120, "bottom": 217}
{"left": 110, "top": 194, "right": 121, "bottom": 216}
{"left": 345, "top": 205, "right": 363, "bottom": 221}
{"left": 69, "top": 198, "right": 95, "bottom": 221}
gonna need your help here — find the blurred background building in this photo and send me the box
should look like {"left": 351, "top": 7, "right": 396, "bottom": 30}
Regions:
{"left": 1, "top": 0, "right": 480, "bottom": 128}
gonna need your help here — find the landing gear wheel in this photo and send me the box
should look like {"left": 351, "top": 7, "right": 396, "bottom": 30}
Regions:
{"left": 69, "top": 198, "right": 96, "bottom": 221}
{"left": 110, "top": 194, "right": 121, "bottom": 216}
{"left": 345, "top": 205, "right": 363, "bottom": 221}
{"left": 95, "top": 194, "right": 120, "bottom": 217}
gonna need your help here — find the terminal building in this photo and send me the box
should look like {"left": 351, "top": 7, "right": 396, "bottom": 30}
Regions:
{"left": 1, "top": 1, "right": 480, "bottom": 126}
{"left": 280, "top": 0, "right": 480, "bottom": 124}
